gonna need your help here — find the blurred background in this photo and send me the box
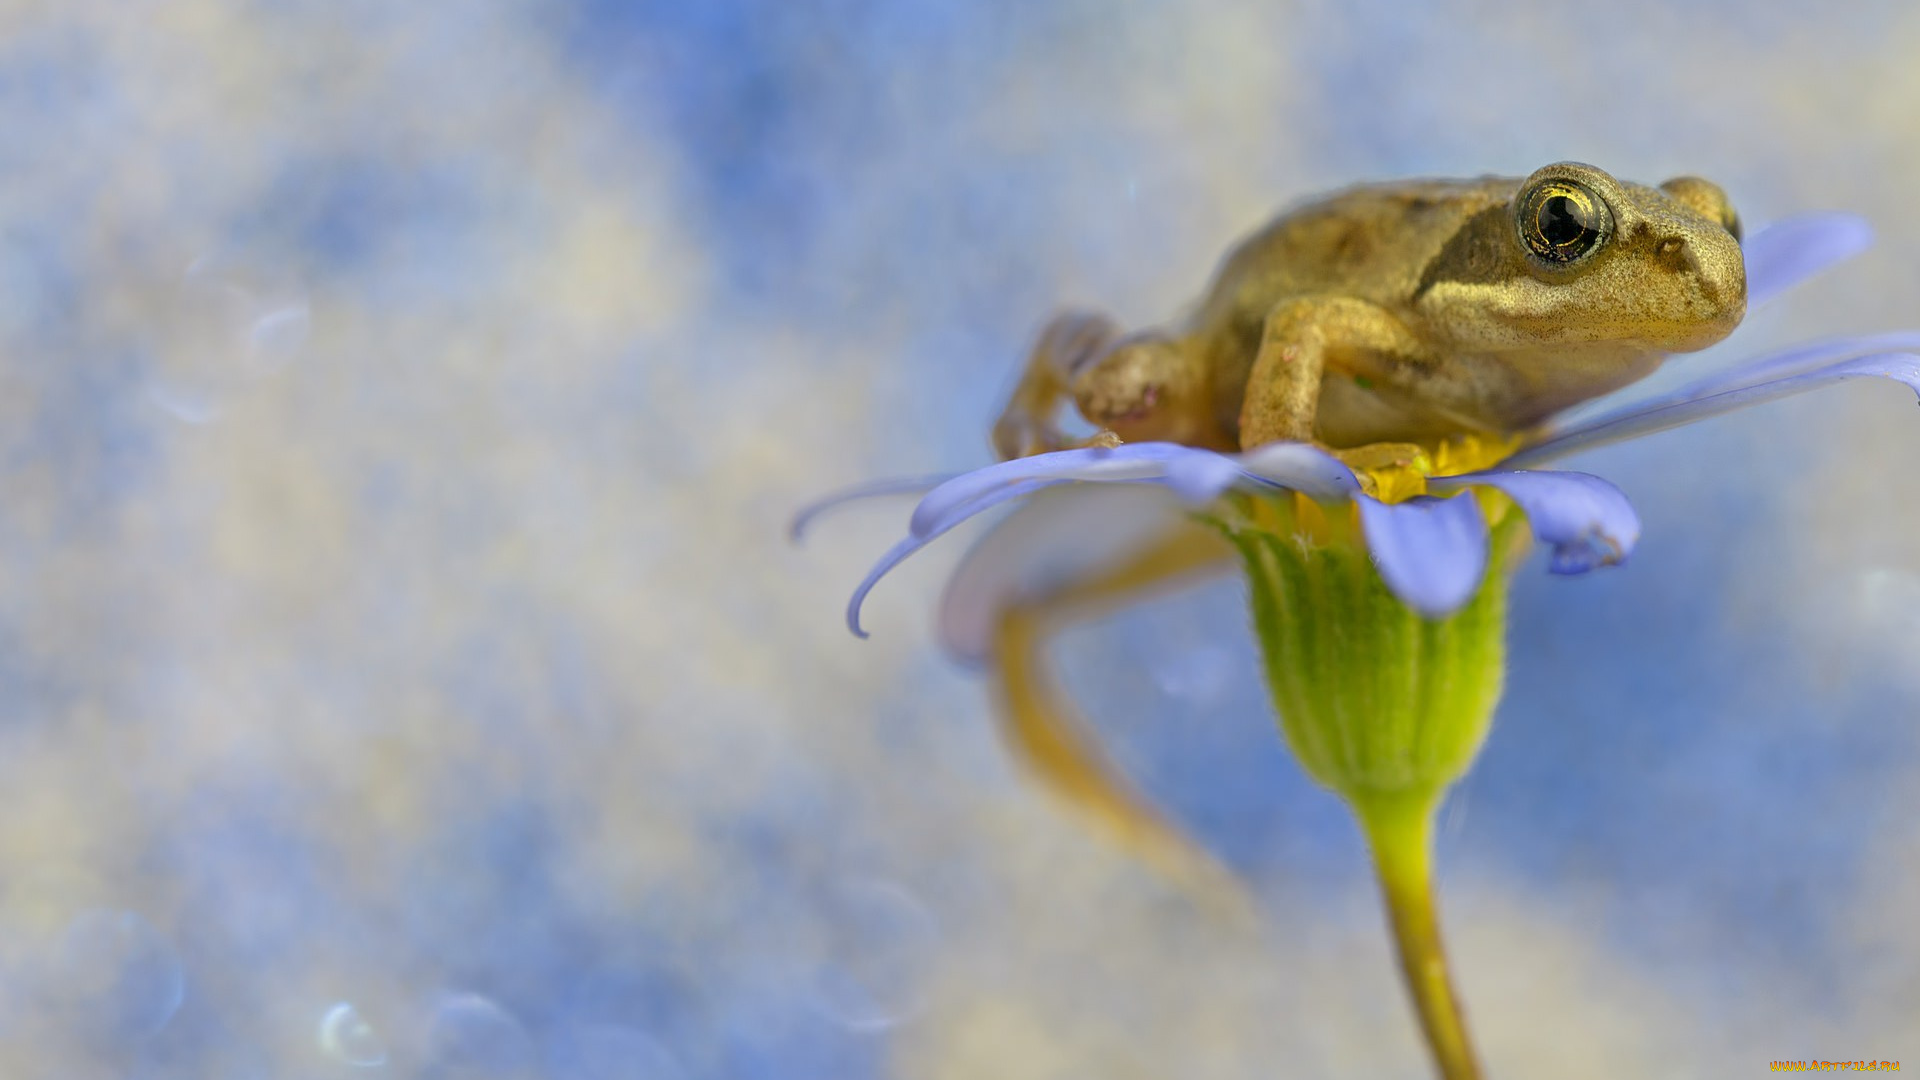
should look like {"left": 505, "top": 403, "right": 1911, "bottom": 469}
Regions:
{"left": 0, "top": 0, "right": 1916, "bottom": 1075}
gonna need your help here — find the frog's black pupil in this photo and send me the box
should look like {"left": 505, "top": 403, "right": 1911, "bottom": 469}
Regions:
{"left": 1521, "top": 181, "right": 1607, "bottom": 263}
{"left": 1539, "top": 194, "right": 1590, "bottom": 248}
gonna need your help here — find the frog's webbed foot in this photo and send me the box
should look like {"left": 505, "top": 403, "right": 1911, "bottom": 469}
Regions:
{"left": 1329, "top": 441, "right": 1427, "bottom": 473}
{"left": 1073, "top": 336, "right": 1169, "bottom": 426}
{"left": 1322, "top": 441, "right": 1435, "bottom": 500}
{"left": 1071, "top": 330, "right": 1218, "bottom": 448}
{"left": 992, "top": 312, "right": 1120, "bottom": 460}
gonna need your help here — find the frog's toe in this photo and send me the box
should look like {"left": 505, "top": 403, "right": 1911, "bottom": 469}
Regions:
{"left": 1074, "top": 344, "right": 1169, "bottom": 426}
{"left": 1070, "top": 331, "right": 1214, "bottom": 446}
{"left": 1330, "top": 441, "right": 1429, "bottom": 473}
{"left": 991, "top": 410, "right": 1067, "bottom": 460}
{"left": 1080, "top": 380, "right": 1162, "bottom": 426}
{"left": 990, "top": 409, "right": 1123, "bottom": 458}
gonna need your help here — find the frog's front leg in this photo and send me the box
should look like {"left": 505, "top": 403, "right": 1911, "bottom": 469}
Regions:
{"left": 1237, "top": 296, "right": 1431, "bottom": 449}
{"left": 994, "top": 312, "right": 1221, "bottom": 457}
{"left": 1069, "top": 329, "right": 1224, "bottom": 450}
{"left": 992, "top": 311, "right": 1121, "bottom": 460}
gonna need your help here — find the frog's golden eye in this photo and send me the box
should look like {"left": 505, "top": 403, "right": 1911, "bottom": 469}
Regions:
{"left": 1517, "top": 179, "right": 1613, "bottom": 265}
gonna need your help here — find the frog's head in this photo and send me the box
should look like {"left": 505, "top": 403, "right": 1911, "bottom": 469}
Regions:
{"left": 1422, "top": 162, "right": 1747, "bottom": 353}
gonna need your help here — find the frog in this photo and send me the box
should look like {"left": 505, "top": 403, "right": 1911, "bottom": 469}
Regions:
{"left": 991, "top": 162, "right": 1746, "bottom": 461}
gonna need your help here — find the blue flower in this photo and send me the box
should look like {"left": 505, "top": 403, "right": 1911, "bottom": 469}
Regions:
{"left": 795, "top": 210, "right": 1920, "bottom": 1077}
{"left": 799, "top": 212, "right": 1920, "bottom": 639}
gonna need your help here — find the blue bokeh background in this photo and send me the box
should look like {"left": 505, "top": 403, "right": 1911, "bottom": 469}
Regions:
{"left": 1, "top": 0, "right": 1917, "bottom": 1075}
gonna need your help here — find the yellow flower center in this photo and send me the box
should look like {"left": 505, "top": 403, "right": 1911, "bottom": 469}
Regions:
{"left": 1342, "top": 433, "right": 1523, "bottom": 504}
{"left": 1221, "top": 433, "right": 1528, "bottom": 555}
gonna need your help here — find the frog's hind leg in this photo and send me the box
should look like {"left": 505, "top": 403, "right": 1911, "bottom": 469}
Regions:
{"left": 992, "top": 312, "right": 1120, "bottom": 460}
{"left": 983, "top": 519, "right": 1252, "bottom": 917}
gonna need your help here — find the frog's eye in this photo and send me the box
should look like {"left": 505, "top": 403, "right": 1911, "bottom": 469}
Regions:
{"left": 1517, "top": 179, "right": 1613, "bottom": 265}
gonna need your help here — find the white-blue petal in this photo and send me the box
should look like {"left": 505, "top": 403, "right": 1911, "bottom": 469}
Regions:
{"left": 1435, "top": 470, "right": 1639, "bottom": 574}
{"left": 1163, "top": 450, "right": 1247, "bottom": 503}
{"left": 1235, "top": 442, "right": 1364, "bottom": 500}
{"left": 789, "top": 474, "right": 958, "bottom": 541}
{"left": 1356, "top": 493, "right": 1489, "bottom": 618}
{"left": 1565, "top": 333, "right": 1920, "bottom": 432}
{"left": 1744, "top": 212, "right": 1874, "bottom": 308}
{"left": 846, "top": 478, "right": 1057, "bottom": 638}
{"left": 908, "top": 444, "right": 1191, "bottom": 537}
{"left": 937, "top": 485, "right": 1224, "bottom": 667}
{"left": 1504, "top": 351, "right": 1920, "bottom": 468}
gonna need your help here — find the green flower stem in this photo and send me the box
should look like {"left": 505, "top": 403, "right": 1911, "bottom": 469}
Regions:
{"left": 1356, "top": 787, "right": 1481, "bottom": 1080}
{"left": 1206, "top": 490, "right": 1520, "bottom": 1080}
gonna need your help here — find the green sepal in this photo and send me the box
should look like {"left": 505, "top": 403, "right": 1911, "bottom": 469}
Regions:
{"left": 1203, "top": 492, "right": 1519, "bottom": 803}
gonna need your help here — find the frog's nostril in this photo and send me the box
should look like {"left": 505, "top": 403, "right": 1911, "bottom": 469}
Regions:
{"left": 1655, "top": 235, "right": 1696, "bottom": 274}
{"left": 1656, "top": 235, "right": 1742, "bottom": 304}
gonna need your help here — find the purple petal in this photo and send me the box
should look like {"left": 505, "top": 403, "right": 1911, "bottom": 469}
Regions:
{"left": 1163, "top": 450, "right": 1246, "bottom": 503}
{"left": 937, "top": 485, "right": 1213, "bottom": 667}
{"left": 847, "top": 478, "right": 1056, "bottom": 638}
{"left": 1434, "top": 471, "right": 1639, "bottom": 574}
{"left": 1356, "top": 493, "right": 1489, "bottom": 617}
{"left": 1504, "top": 351, "right": 1920, "bottom": 469}
{"left": 1745, "top": 213, "right": 1874, "bottom": 308}
{"left": 1592, "top": 333, "right": 1920, "bottom": 423}
{"left": 908, "top": 444, "right": 1193, "bottom": 537}
{"left": 789, "top": 474, "right": 957, "bottom": 541}
{"left": 1234, "top": 442, "right": 1364, "bottom": 500}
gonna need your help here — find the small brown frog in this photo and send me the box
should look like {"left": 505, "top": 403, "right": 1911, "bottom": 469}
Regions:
{"left": 992, "top": 162, "right": 1746, "bottom": 459}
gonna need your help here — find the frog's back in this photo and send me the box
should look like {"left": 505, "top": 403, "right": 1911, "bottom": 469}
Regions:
{"left": 1186, "top": 176, "right": 1519, "bottom": 433}
{"left": 1193, "top": 175, "right": 1517, "bottom": 329}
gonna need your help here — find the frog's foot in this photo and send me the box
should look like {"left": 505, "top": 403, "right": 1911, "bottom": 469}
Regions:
{"left": 991, "top": 406, "right": 1072, "bottom": 460}
{"left": 992, "top": 419, "right": 1123, "bottom": 459}
{"left": 990, "top": 413, "right": 1113, "bottom": 455}
{"left": 992, "top": 312, "right": 1121, "bottom": 460}
{"left": 1329, "top": 441, "right": 1428, "bottom": 474}
{"left": 1327, "top": 441, "right": 1435, "bottom": 502}
{"left": 1071, "top": 332, "right": 1211, "bottom": 446}
{"left": 1077, "top": 373, "right": 1162, "bottom": 428}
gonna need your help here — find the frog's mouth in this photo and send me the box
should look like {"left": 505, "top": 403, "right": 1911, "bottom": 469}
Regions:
{"left": 1494, "top": 234, "right": 1748, "bottom": 351}
{"left": 1646, "top": 268, "right": 1748, "bottom": 353}
{"left": 1658, "top": 301, "right": 1747, "bottom": 353}
{"left": 1629, "top": 220, "right": 1749, "bottom": 350}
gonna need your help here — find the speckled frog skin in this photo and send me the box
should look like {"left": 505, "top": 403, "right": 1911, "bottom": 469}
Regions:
{"left": 993, "top": 162, "right": 1746, "bottom": 458}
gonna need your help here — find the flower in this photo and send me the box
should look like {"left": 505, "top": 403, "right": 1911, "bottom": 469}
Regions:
{"left": 791, "top": 214, "right": 1918, "bottom": 872}
{"left": 792, "top": 206, "right": 1920, "bottom": 920}
{"left": 795, "top": 210, "right": 1920, "bottom": 1080}
{"left": 792, "top": 212, "right": 1918, "bottom": 890}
